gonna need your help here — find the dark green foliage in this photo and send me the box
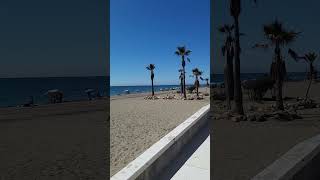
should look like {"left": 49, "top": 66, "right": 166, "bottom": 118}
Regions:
{"left": 242, "top": 77, "right": 274, "bottom": 101}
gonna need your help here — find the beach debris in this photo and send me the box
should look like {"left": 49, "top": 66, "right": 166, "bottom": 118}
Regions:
{"left": 196, "top": 96, "right": 204, "bottom": 100}
{"left": 144, "top": 96, "right": 160, "bottom": 100}
{"left": 162, "top": 95, "right": 176, "bottom": 100}
{"left": 285, "top": 98, "right": 318, "bottom": 110}
{"left": 247, "top": 114, "right": 257, "bottom": 121}
{"left": 187, "top": 86, "right": 196, "bottom": 93}
{"left": 187, "top": 96, "right": 194, "bottom": 100}
{"left": 232, "top": 115, "right": 246, "bottom": 122}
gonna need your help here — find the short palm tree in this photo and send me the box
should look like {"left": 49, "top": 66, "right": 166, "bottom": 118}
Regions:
{"left": 201, "top": 77, "right": 210, "bottom": 87}
{"left": 192, "top": 68, "right": 203, "bottom": 97}
{"left": 146, "top": 64, "right": 155, "bottom": 96}
{"left": 175, "top": 46, "right": 191, "bottom": 99}
{"left": 263, "top": 20, "right": 299, "bottom": 110}
{"left": 288, "top": 49, "right": 317, "bottom": 100}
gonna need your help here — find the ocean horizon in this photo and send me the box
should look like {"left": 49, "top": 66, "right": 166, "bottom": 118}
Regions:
{"left": 0, "top": 72, "right": 308, "bottom": 107}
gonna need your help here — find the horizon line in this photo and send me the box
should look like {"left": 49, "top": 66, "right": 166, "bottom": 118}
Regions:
{"left": 0, "top": 75, "right": 109, "bottom": 79}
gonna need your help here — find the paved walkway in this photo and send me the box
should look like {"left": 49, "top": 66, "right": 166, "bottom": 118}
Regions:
{"left": 171, "top": 136, "right": 210, "bottom": 180}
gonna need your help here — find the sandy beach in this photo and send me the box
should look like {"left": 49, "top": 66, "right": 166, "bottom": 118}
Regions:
{"left": 212, "top": 80, "right": 320, "bottom": 179}
{"left": 0, "top": 99, "right": 108, "bottom": 180}
{"left": 110, "top": 87, "right": 210, "bottom": 176}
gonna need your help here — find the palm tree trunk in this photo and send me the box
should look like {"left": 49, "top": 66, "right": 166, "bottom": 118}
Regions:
{"left": 229, "top": 55, "right": 234, "bottom": 100}
{"left": 233, "top": 16, "right": 244, "bottom": 115}
{"left": 182, "top": 57, "right": 187, "bottom": 99}
{"left": 195, "top": 77, "right": 200, "bottom": 97}
{"left": 151, "top": 78, "right": 154, "bottom": 96}
{"left": 275, "top": 43, "right": 284, "bottom": 110}
{"left": 305, "top": 63, "right": 313, "bottom": 100}
{"left": 180, "top": 78, "right": 183, "bottom": 95}
{"left": 224, "top": 64, "right": 231, "bottom": 110}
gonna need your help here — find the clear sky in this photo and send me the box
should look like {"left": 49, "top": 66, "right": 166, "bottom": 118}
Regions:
{"left": 0, "top": 0, "right": 107, "bottom": 78}
{"left": 110, "top": 0, "right": 210, "bottom": 86}
{"left": 213, "top": 0, "right": 320, "bottom": 74}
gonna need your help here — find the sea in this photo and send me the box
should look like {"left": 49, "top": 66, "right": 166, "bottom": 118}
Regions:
{"left": 0, "top": 76, "right": 108, "bottom": 108}
{"left": 0, "top": 73, "right": 307, "bottom": 108}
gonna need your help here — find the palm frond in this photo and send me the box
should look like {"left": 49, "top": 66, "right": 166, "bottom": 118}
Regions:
{"left": 263, "top": 20, "right": 299, "bottom": 45}
{"left": 146, "top": 64, "right": 155, "bottom": 70}
{"left": 305, "top": 52, "right": 317, "bottom": 63}
{"left": 288, "top": 48, "right": 305, "bottom": 62}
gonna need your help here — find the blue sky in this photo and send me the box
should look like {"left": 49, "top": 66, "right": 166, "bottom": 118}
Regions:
{"left": 213, "top": 0, "right": 320, "bottom": 74}
{"left": 0, "top": 0, "right": 106, "bottom": 78}
{"left": 110, "top": 0, "right": 210, "bottom": 86}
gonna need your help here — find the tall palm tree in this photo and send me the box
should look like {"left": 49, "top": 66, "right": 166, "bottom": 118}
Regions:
{"left": 219, "top": 24, "right": 235, "bottom": 109}
{"left": 229, "top": 0, "right": 258, "bottom": 114}
{"left": 288, "top": 49, "right": 317, "bottom": 100}
{"left": 192, "top": 68, "right": 203, "bottom": 97}
{"left": 263, "top": 20, "right": 299, "bottom": 110}
{"left": 230, "top": 0, "right": 243, "bottom": 114}
{"left": 219, "top": 24, "right": 235, "bottom": 98}
{"left": 146, "top": 64, "right": 155, "bottom": 96}
{"left": 179, "top": 69, "right": 184, "bottom": 95}
{"left": 175, "top": 46, "right": 191, "bottom": 99}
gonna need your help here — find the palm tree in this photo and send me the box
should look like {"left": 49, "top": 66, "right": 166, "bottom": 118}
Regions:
{"left": 201, "top": 77, "right": 210, "bottom": 87}
{"left": 175, "top": 46, "right": 191, "bottom": 99}
{"left": 219, "top": 24, "right": 235, "bottom": 98}
{"left": 219, "top": 24, "right": 235, "bottom": 109}
{"left": 146, "top": 64, "right": 155, "bottom": 96}
{"left": 229, "top": 0, "right": 243, "bottom": 114}
{"left": 288, "top": 49, "right": 317, "bottom": 100}
{"left": 200, "top": 77, "right": 210, "bottom": 93}
{"left": 179, "top": 69, "right": 184, "bottom": 95}
{"left": 229, "top": 0, "right": 258, "bottom": 114}
{"left": 192, "top": 68, "right": 203, "bottom": 97}
{"left": 263, "top": 20, "right": 299, "bottom": 110}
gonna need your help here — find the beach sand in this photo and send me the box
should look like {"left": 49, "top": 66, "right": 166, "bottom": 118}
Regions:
{"left": 0, "top": 99, "right": 109, "bottom": 180}
{"left": 212, "top": 80, "right": 320, "bottom": 180}
{"left": 110, "top": 87, "right": 210, "bottom": 176}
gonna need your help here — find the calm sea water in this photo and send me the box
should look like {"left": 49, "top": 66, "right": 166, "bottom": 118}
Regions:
{"left": 0, "top": 73, "right": 306, "bottom": 107}
{"left": 0, "top": 76, "right": 108, "bottom": 108}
